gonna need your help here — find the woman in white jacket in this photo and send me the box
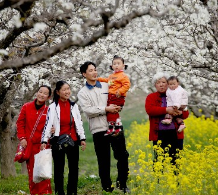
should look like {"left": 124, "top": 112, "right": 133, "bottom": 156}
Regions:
{"left": 41, "top": 80, "right": 86, "bottom": 195}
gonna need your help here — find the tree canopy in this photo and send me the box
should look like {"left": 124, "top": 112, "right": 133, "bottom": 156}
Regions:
{"left": 0, "top": 0, "right": 218, "bottom": 120}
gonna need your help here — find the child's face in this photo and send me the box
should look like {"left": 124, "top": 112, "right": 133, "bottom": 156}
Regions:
{"left": 111, "top": 59, "right": 125, "bottom": 72}
{"left": 168, "top": 79, "right": 179, "bottom": 90}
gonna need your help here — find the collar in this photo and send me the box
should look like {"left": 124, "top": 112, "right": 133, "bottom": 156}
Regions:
{"left": 34, "top": 99, "right": 45, "bottom": 110}
{"left": 113, "top": 70, "right": 124, "bottom": 73}
{"left": 58, "top": 99, "right": 70, "bottom": 106}
{"left": 159, "top": 92, "right": 166, "bottom": 97}
{"left": 86, "top": 80, "right": 102, "bottom": 90}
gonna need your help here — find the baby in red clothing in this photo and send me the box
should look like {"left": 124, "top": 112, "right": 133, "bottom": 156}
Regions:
{"left": 98, "top": 55, "right": 131, "bottom": 136}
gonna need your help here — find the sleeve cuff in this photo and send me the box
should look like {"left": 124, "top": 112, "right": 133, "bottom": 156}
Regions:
{"left": 98, "top": 106, "right": 106, "bottom": 114}
{"left": 19, "top": 137, "right": 26, "bottom": 141}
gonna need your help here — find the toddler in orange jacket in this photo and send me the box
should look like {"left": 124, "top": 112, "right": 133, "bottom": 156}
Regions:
{"left": 98, "top": 55, "right": 131, "bottom": 136}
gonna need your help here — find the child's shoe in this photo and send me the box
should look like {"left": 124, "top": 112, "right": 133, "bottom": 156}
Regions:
{"left": 161, "top": 118, "right": 172, "bottom": 125}
{"left": 104, "top": 122, "right": 115, "bottom": 136}
{"left": 178, "top": 124, "right": 186, "bottom": 132}
{"left": 113, "top": 128, "right": 121, "bottom": 137}
{"left": 112, "top": 118, "right": 122, "bottom": 136}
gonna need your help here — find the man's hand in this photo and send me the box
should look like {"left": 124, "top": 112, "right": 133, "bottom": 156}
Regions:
{"left": 105, "top": 104, "right": 121, "bottom": 113}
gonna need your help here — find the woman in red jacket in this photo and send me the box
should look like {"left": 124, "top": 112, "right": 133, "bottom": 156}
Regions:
{"left": 16, "top": 85, "right": 52, "bottom": 195}
{"left": 145, "top": 72, "right": 189, "bottom": 165}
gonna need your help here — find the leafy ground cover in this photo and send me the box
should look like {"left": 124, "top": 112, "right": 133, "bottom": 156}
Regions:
{"left": 2, "top": 91, "right": 217, "bottom": 194}
{"left": 127, "top": 114, "right": 218, "bottom": 195}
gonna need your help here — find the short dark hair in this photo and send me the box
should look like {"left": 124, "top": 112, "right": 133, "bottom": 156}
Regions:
{"left": 167, "top": 76, "right": 179, "bottom": 83}
{"left": 113, "top": 55, "right": 124, "bottom": 64}
{"left": 38, "top": 85, "right": 52, "bottom": 97}
{"left": 80, "top": 61, "right": 96, "bottom": 75}
{"left": 110, "top": 55, "right": 128, "bottom": 70}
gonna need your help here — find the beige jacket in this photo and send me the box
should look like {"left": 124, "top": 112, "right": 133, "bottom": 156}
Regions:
{"left": 77, "top": 82, "right": 109, "bottom": 134}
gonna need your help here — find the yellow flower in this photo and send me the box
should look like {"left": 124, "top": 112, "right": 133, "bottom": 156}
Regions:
{"left": 146, "top": 144, "right": 151, "bottom": 149}
{"left": 157, "top": 140, "right": 162, "bottom": 145}
{"left": 124, "top": 113, "right": 218, "bottom": 195}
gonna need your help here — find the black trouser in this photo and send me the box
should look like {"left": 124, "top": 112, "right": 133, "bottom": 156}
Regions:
{"left": 93, "top": 131, "right": 129, "bottom": 190}
{"left": 52, "top": 142, "right": 79, "bottom": 195}
{"left": 153, "top": 129, "right": 183, "bottom": 165}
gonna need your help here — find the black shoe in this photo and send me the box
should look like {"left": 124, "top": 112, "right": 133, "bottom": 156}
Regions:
{"left": 122, "top": 187, "right": 131, "bottom": 194}
{"left": 102, "top": 186, "right": 114, "bottom": 193}
{"left": 116, "top": 181, "right": 130, "bottom": 194}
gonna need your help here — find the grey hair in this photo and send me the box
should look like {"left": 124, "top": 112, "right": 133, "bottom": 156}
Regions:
{"left": 152, "top": 72, "right": 170, "bottom": 85}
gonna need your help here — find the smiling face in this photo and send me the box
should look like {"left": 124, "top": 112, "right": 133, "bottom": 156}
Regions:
{"left": 155, "top": 77, "right": 168, "bottom": 93}
{"left": 168, "top": 79, "right": 179, "bottom": 90}
{"left": 111, "top": 58, "right": 125, "bottom": 72}
{"left": 82, "top": 64, "right": 98, "bottom": 85}
{"left": 36, "top": 87, "right": 50, "bottom": 105}
{"left": 57, "top": 83, "right": 71, "bottom": 101}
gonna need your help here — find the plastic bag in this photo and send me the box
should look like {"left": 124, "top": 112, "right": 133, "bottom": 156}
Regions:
{"left": 33, "top": 149, "right": 52, "bottom": 183}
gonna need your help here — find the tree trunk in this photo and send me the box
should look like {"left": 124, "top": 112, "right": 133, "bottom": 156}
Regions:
{"left": 0, "top": 108, "right": 16, "bottom": 178}
{"left": 21, "top": 162, "right": 28, "bottom": 175}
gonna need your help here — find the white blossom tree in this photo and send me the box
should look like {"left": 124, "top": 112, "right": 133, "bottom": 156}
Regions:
{"left": 0, "top": 0, "right": 217, "bottom": 178}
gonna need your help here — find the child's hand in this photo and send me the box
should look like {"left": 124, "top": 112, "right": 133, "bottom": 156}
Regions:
{"left": 116, "top": 90, "right": 121, "bottom": 98}
{"left": 173, "top": 106, "right": 178, "bottom": 111}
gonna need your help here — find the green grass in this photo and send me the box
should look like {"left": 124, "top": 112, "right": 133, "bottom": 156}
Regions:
{"left": 0, "top": 90, "right": 148, "bottom": 194}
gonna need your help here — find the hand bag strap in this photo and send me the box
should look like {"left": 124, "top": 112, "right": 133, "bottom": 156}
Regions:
{"left": 29, "top": 106, "right": 46, "bottom": 140}
{"left": 70, "top": 109, "right": 73, "bottom": 134}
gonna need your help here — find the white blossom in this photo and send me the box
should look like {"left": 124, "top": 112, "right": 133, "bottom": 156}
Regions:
{"left": 33, "top": 22, "right": 47, "bottom": 32}
{"left": 11, "top": 15, "right": 22, "bottom": 28}
{"left": 0, "top": 49, "right": 8, "bottom": 55}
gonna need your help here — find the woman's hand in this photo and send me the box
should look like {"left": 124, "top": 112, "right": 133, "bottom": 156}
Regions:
{"left": 81, "top": 141, "right": 86, "bottom": 151}
{"left": 20, "top": 139, "right": 27, "bottom": 148}
{"left": 177, "top": 110, "right": 183, "bottom": 115}
{"left": 166, "top": 107, "right": 181, "bottom": 116}
{"left": 40, "top": 143, "right": 46, "bottom": 150}
{"left": 51, "top": 126, "right": 55, "bottom": 134}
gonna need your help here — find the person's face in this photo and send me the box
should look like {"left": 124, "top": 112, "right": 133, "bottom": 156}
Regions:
{"left": 155, "top": 77, "right": 168, "bottom": 93}
{"left": 168, "top": 79, "right": 179, "bottom": 90}
{"left": 57, "top": 83, "right": 71, "bottom": 101}
{"left": 82, "top": 64, "right": 98, "bottom": 81}
{"left": 111, "top": 59, "right": 125, "bottom": 72}
{"left": 36, "top": 87, "right": 50, "bottom": 104}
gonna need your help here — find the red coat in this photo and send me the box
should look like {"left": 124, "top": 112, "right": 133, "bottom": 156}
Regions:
{"left": 145, "top": 92, "right": 189, "bottom": 141}
{"left": 17, "top": 100, "right": 48, "bottom": 143}
{"left": 16, "top": 100, "right": 52, "bottom": 195}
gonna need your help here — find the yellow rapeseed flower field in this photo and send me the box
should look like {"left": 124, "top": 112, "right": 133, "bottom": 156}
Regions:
{"left": 126, "top": 114, "right": 218, "bottom": 195}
